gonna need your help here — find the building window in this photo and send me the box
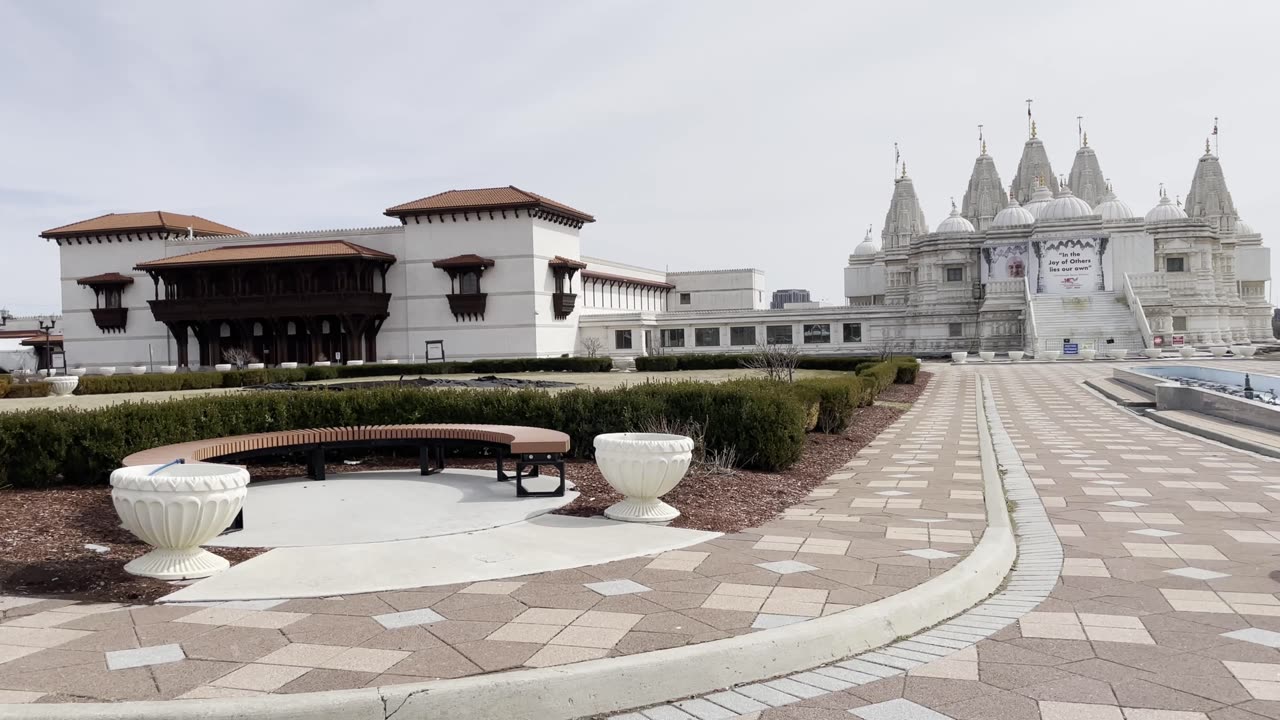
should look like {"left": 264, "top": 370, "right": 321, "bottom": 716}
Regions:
{"left": 842, "top": 322, "right": 862, "bottom": 343}
{"left": 661, "top": 328, "right": 685, "bottom": 347}
{"left": 803, "top": 324, "right": 831, "bottom": 344}
{"left": 945, "top": 266, "right": 964, "bottom": 283}
{"left": 104, "top": 288, "right": 123, "bottom": 309}
{"left": 694, "top": 327, "right": 720, "bottom": 347}
{"left": 615, "top": 330, "right": 633, "bottom": 350}
{"left": 730, "top": 326, "right": 756, "bottom": 346}
{"left": 948, "top": 322, "right": 963, "bottom": 338}
{"left": 1165, "top": 257, "right": 1186, "bottom": 273}
{"left": 1172, "top": 316, "right": 1187, "bottom": 332}
{"left": 459, "top": 271, "right": 481, "bottom": 294}
{"left": 679, "top": 293, "right": 691, "bottom": 305}
{"left": 766, "top": 325, "right": 793, "bottom": 345}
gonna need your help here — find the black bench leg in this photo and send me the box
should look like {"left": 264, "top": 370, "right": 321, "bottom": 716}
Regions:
{"left": 496, "top": 448, "right": 510, "bottom": 482}
{"left": 420, "top": 444, "right": 438, "bottom": 476}
{"left": 516, "top": 458, "right": 566, "bottom": 498}
{"left": 307, "top": 447, "right": 326, "bottom": 481}
{"left": 222, "top": 508, "right": 244, "bottom": 535}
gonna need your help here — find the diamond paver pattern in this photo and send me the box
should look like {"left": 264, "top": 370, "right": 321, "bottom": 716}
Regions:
{"left": 0, "top": 371, "right": 989, "bottom": 703}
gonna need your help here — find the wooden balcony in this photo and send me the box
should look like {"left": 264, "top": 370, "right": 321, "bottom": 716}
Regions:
{"left": 446, "top": 293, "right": 488, "bottom": 321}
{"left": 90, "top": 307, "right": 129, "bottom": 333}
{"left": 552, "top": 292, "right": 577, "bottom": 319}
{"left": 147, "top": 292, "right": 391, "bottom": 323}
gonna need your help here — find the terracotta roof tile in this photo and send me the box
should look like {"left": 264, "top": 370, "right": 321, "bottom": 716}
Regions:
{"left": 580, "top": 269, "right": 674, "bottom": 290}
{"left": 20, "top": 334, "right": 62, "bottom": 346}
{"left": 431, "top": 254, "right": 496, "bottom": 269}
{"left": 76, "top": 272, "right": 135, "bottom": 286}
{"left": 42, "top": 211, "right": 245, "bottom": 239}
{"left": 135, "top": 240, "right": 395, "bottom": 270}
{"left": 385, "top": 186, "right": 594, "bottom": 223}
{"left": 549, "top": 255, "right": 588, "bottom": 269}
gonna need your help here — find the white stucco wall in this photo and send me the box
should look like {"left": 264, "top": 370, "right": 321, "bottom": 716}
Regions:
{"left": 667, "top": 269, "right": 766, "bottom": 311}
{"left": 1237, "top": 246, "right": 1271, "bottom": 282}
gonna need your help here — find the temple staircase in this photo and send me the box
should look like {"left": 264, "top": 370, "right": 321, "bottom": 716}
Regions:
{"left": 1030, "top": 292, "right": 1146, "bottom": 354}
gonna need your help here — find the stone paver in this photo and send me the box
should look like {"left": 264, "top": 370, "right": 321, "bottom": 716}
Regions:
{"left": 638, "top": 361, "right": 1280, "bottom": 719}
{"left": 0, "top": 370, "right": 986, "bottom": 702}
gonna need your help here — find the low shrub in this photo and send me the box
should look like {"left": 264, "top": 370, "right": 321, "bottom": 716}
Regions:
{"left": 0, "top": 379, "right": 809, "bottom": 488}
{"left": 792, "top": 376, "right": 875, "bottom": 432}
{"left": 4, "top": 381, "right": 50, "bottom": 399}
{"left": 857, "top": 360, "right": 898, "bottom": 394}
{"left": 634, "top": 356, "right": 679, "bottom": 371}
{"left": 891, "top": 357, "right": 921, "bottom": 384}
{"left": 0, "top": 375, "right": 10, "bottom": 396}
{"left": 795, "top": 357, "right": 876, "bottom": 372}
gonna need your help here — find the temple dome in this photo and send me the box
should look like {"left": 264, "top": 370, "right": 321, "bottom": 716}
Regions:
{"left": 1023, "top": 182, "right": 1055, "bottom": 220}
{"left": 1145, "top": 192, "right": 1188, "bottom": 223}
{"left": 1039, "top": 187, "right": 1094, "bottom": 221}
{"left": 991, "top": 196, "right": 1036, "bottom": 228}
{"left": 936, "top": 202, "right": 975, "bottom": 234}
{"left": 1235, "top": 219, "right": 1256, "bottom": 236}
{"left": 854, "top": 227, "right": 880, "bottom": 255}
{"left": 1094, "top": 189, "right": 1137, "bottom": 221}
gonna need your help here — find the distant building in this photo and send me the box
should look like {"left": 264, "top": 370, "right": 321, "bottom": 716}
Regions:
{"left": 771, "top": 288, "right": 810, "bottom": 309}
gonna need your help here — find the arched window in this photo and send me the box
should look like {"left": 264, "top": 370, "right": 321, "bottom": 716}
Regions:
{"left": 460, "top": 271, "right": 480, "bottom": 295}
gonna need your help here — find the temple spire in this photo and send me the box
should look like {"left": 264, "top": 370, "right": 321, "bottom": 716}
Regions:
{"left": 961, "top": 132, "right": 1007, "bottom": 231}
{"left": 881, "top": 167, "right": 928, "bottom": 253}
{"left": 1011, "top": 116, "right": 1057, "bottom": 204}
{"left": 1068, "top": 130, "right": 1108, "bottom": 207}
{"left": 1185, "top": 138, "right": 1238, "bottom": 232}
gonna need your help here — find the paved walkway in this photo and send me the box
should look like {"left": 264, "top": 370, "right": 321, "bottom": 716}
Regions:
{"left": 656, "top": 361, "right": 1280, "bottom": 720}
{"left": 0, "top": 370, "right": 985, "bottom": 704}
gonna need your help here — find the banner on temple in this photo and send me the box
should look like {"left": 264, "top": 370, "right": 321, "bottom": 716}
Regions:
{"left": 1031, "top": 236, "right": 1109, "bottom": 294}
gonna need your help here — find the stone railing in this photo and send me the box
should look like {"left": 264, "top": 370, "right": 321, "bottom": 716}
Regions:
{"left": 1023, "top": 276, "right": 1038, "bottom": 354}
{"left": 983, "top": 279, "right": 1024, "bottom": 297}
{"left": 1166, "top": 275, "right": 1199, "bottom": 295}
{"left": 1122, "top": 273, "right": 1154, "bottom": 350}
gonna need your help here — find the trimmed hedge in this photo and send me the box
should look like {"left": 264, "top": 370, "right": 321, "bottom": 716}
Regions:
{"left": 64, "top": 357, "right": 616, "bottom": 396}
{"left": 0, "top": 380, "right": 809, "bottom": 488}
{"left": 0, "top": 375, "right": 10, "bottom": 396}
{"left": 635, "top": 353, "right": 882, "bottom": 373}
{"left": 3, "top": 381, "right": 49, "bottom": 399}
{"left": 0, "top": 357, "right": 922, "bottom": 488}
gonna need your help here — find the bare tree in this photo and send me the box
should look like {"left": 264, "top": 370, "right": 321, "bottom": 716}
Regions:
{"left": 222, "top": 347, "right": 258, "bottom": 369}
{"left": 579, "top": 336, "right": 604, "bottom": 358}
{"left": 742, "top": 342, "right": 801, "bottom": 382}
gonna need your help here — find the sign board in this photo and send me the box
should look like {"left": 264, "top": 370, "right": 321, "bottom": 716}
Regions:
{"left": 1153, "top": 335, "right": 1164, "bottom": 346}
{"left": 425, "top": 340, "right": 446, "bottom": 363}
{"left": 1063, "top": 342, "right": 1080, "bottom": 355}
{"left": 1172, "top": 335, "right": 1186, "bottom": 347}
{"left": 1031, "top": 236, "right": 1110, "bottom": 295}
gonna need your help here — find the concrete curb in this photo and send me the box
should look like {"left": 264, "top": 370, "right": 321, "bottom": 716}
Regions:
{"left": 1147, "top": 410, "right": 1280, "bottom": 459}
{"left": 1, "top": 376, "right": 1017, "bottom": 720}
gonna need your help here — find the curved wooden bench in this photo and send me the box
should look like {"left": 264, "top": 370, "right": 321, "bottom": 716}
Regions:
{"left": 122, "top": 424, "right": 571, "bottom": 500}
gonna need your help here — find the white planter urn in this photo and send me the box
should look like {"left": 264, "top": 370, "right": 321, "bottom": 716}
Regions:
{"left": 98, "top": 367, "right": 116, "bottom": 376}
{"left": 69, "top": 367, "right": 87, "bottom": 377}
{"left": 246, "top": 362, "right": 265, "bottom": 370}
{"left": 978, "top": 351, "right": 996, "bottom": 363}
{"left": 47, "top": 375, "right": 79, "bottom": 397}
{"left": 384, "top": 359, "right": 400, "bottom": 365}
{"left": 1142, "top": 348, "right": 1163, "bottom": 359}
{"left": 1179, "top": 346, "right": 1195, "bottom": 359}
{"left": 1210, "top": 346, "right": 1229, "bottom": 358}
{"left": 214, "top": 363, "right": 233, "bottom": 372}
{"left": 110, "top": 463, "right": 249, "bottom": 580}
{"left": 159, "top": 365, "right": 178, "bottom": 374}
{"left": 1041, "top": 350, "right": 1060, "bottom": 361}
{"left": 951, "top": 352, "right": 968, "bottom": 364}
{"left": 1234, "top": 345, "right": 1258, "bottom": 357}
{"left": 313, "top": 361, "right": 331, "bottom": 367}
{"left": 280, "top": 362, "right": 298, "bottom": 369}
{"left": 1080, "top": 349, "right": 1097, "bottom": 361}
{"left": 1008, "top": 351, "right": 1024, "bottom": 362}
{"left": 347, "top": 360, "right": 365, "bottom": 366}
{"left": 130, "top": 366, "right": 147, "bottom": 375}
{"left": 594, "top": 433, "right": 694, "bottom": 523}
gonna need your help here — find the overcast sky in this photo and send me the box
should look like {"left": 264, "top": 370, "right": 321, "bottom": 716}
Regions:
{"left": 2, "top": 0, "right": 1278, "bottom": 313}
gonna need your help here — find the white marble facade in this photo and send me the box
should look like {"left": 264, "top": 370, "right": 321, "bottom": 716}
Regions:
{"left": 845, "top": 131, "right": 1273, "bottom": 354}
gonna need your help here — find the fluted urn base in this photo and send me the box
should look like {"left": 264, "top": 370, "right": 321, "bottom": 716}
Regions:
{"left": 125, "top": 547, "right": 230, "bottom": 580}
{"left": 605, "top": 497, "right": 680, "bottom": 523}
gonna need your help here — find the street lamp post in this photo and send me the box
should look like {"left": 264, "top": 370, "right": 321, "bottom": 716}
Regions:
{"left": 37, "top": 316, "right": 56, "bottom": 373}
{"left": 0, "top": 308, "right": 11, "bottom": 327}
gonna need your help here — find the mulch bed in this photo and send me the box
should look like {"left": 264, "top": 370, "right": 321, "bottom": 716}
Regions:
{"left": 0, "top": 487, "right": 264, "bottom": 603}
{"left": 0, "top": 371, "right": 930, "bottom": 604}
